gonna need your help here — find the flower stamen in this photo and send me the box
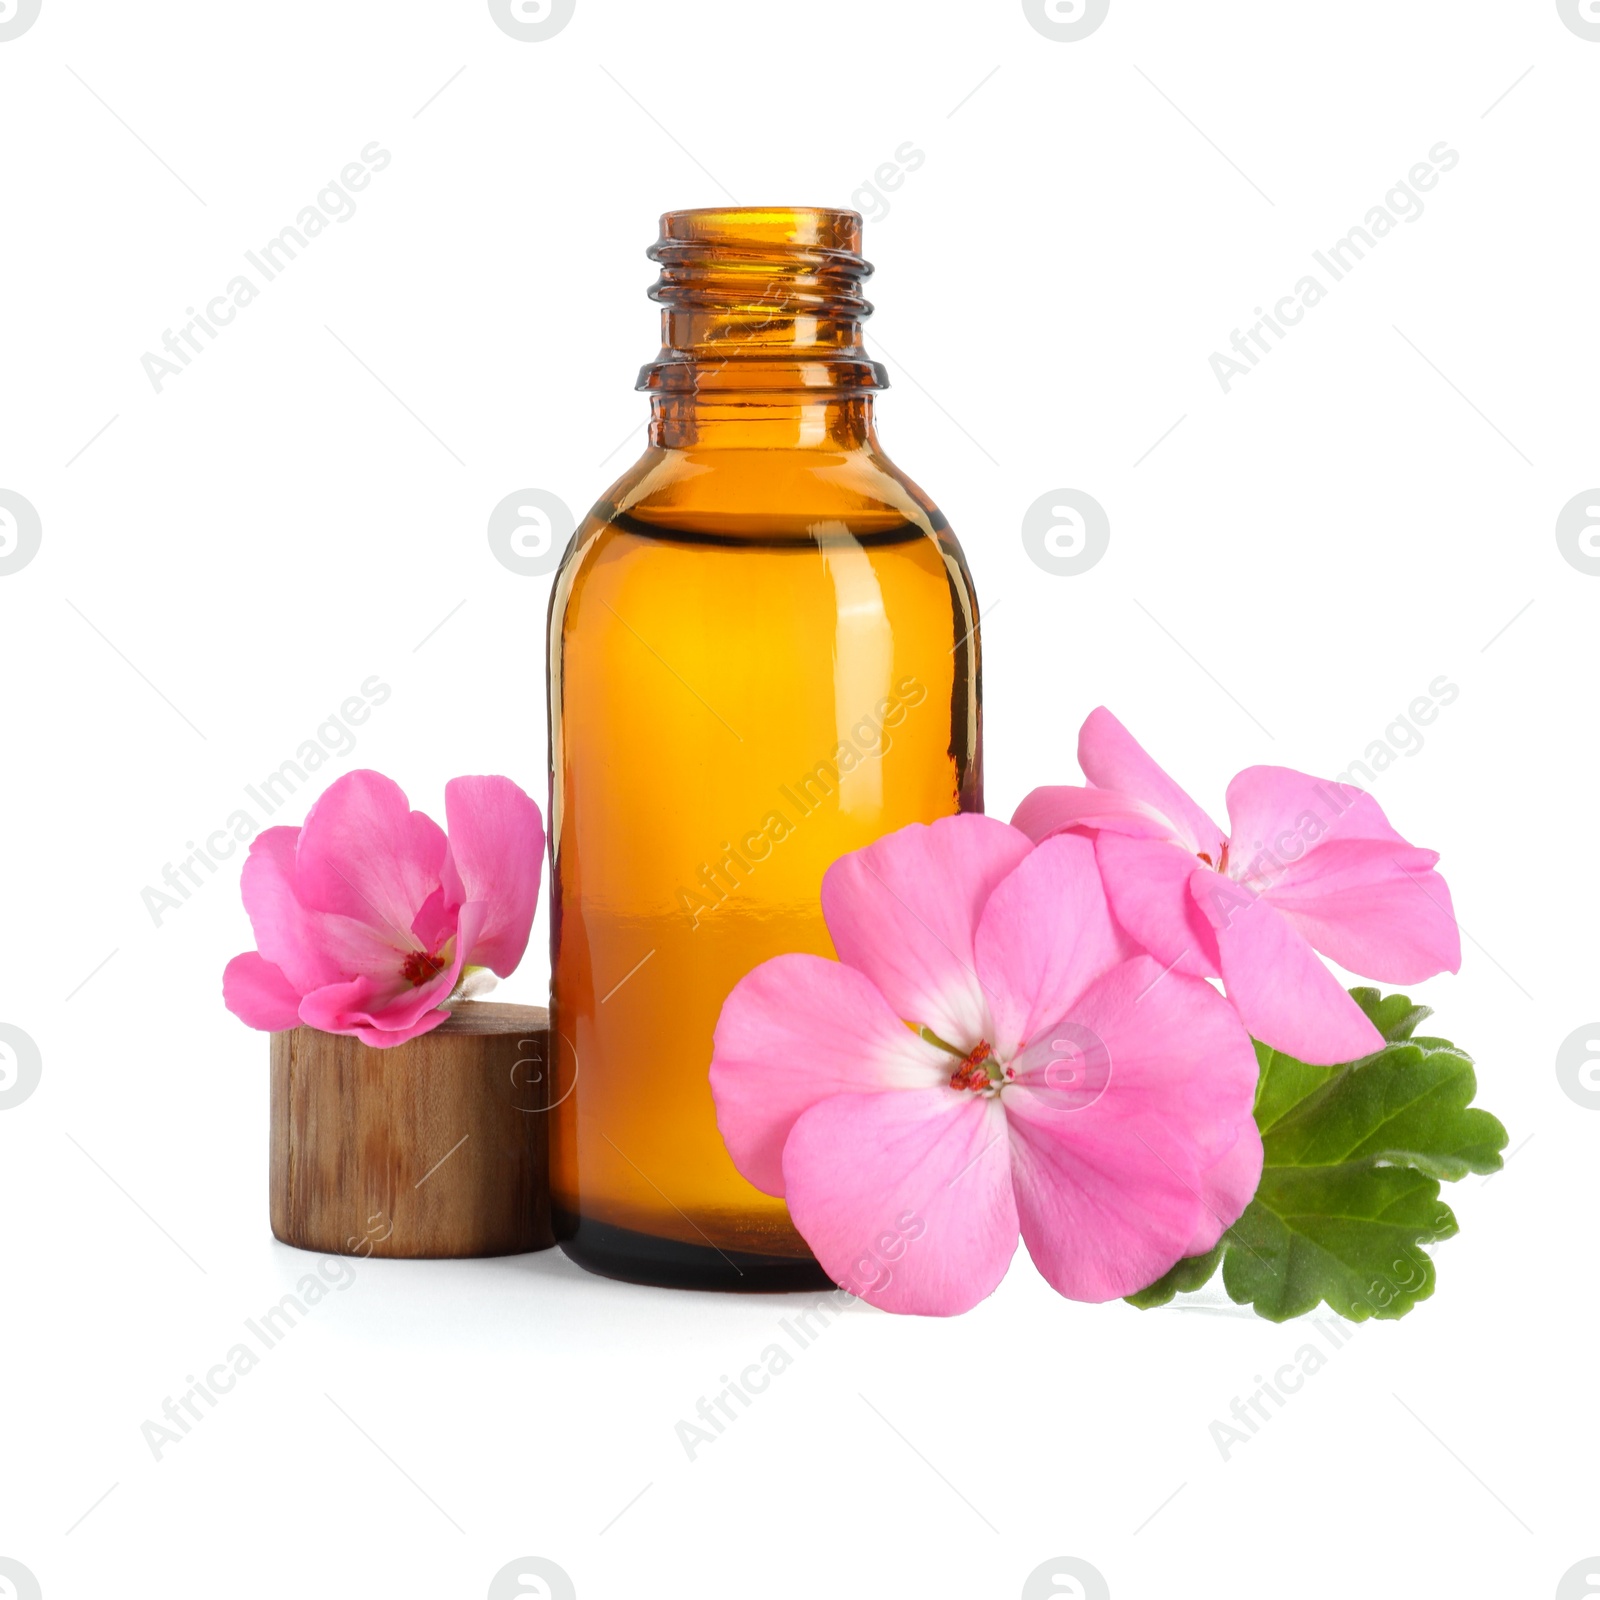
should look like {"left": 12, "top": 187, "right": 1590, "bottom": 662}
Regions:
{"left": 401, "top": 949, "right": 447, "bottom": 987}
{"left": 949, "top": 1039, "right": 999, "bottom": 1093}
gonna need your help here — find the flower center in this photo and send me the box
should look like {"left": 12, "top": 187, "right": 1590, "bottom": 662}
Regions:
{"left": 1196, "top": 839, "right": 1231, "bottom": 873}
{"left": 948, "top": 1039, "right": 1014, "bottom": 1095}
{"left": 400, "top": 948, "right": 447, "bottom": 987}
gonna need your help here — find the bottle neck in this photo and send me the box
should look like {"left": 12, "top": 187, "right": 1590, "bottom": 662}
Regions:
{"left": 636, "top": 207, "right": 888, "bottom": 452}
{"left": 648, "top": 393, "right": 877, "bottom": 450}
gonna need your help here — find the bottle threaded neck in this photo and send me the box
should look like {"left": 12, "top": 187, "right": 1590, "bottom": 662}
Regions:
{"left": 637, "top": 206, "right": 889, "bottom": 396}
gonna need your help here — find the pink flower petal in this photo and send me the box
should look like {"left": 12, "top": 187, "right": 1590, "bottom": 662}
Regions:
{"left": 1009, "top": 957, "right": 1260, "bottom": 1164}
{"left": 1006, "top": 1095, "right": 1205, "bottom": 1302}
{"left": 1193, "top": 869, "right": 1384, "bottom": 1064}
{"left": 1095, "top": 833, "right": 1221, "bottom": 978}
{"left": 440, "top": 775, "right": 544, "bottom": 977}
{"left": 974, "top": 834, "right": 1138, "bottom": 1060}
{"left": 1078, "top": 707, "right": 1225, "bottom": 857}
{"left": 245, "top": 825, "right": 434, "bottom": 998}
{"left": 240, "top": 828, "right": 351, "bottom": 993}
{"left": 297, "top": 903, "right": 485, "bottom": 1046}
{"left": 1010, "top": 785, "right": 1176, "bottom": 844}
{"left": 222, "top": 952, "right": 303, "bottom": 1032}
{"left": 710, "top": 953, "right": 949, "bottom": 1196}
{"left": 293, "top": 771, "right": 448, "bottom": 941}
{"left": 297, "top": 976, "right": 455, "bottom": 1048}
{"left": 1184, "top": 1119, "right": 1264, "bottom": 1256}
{"left": 782, "top": 1090, "right": 1017, "bottom": 1315}
{"left": 1265, "top": 841, "right": 1462, "bottom": 982}
{"left": 1003, "top": 954, "right": 1259, "bottom": 1299}
{"left": 410, "top": 887, "right": 456, "bottom": 954}
{"left": 821, "top": 815, "right": 1033, "bottom": 1047}
{"left": 304, "top": 908, "right": 425, "bottom": 979}
{"left": 1226, "top": 769, "right": 1459, "bottom": 978}
{"left": 1224, "top": 765, "right": 1408, "bottom": 868}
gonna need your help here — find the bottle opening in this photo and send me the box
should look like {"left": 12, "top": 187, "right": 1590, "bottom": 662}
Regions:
{"left": 638, "top": 205, "right": 888, "bottom": 397}
{"left": 657, "top": 205, "right": 864, "bottom": 255}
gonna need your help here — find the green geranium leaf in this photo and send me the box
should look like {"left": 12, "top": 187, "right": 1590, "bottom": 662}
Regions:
{"left": 1125, "top": 1243, "right": 1223, "bottom": 1310}
{"left": 1127, "top": 988, "right": 1508, "bottom": 1322}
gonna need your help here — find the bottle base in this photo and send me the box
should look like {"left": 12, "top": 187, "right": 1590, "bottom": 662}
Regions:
{"left": 555, "top": 1211, "right": 835, "bottom": 1293}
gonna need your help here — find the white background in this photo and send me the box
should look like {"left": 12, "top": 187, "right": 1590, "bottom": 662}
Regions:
{"left": 2, "top": 2, "right": 1594, "bottom": 1596}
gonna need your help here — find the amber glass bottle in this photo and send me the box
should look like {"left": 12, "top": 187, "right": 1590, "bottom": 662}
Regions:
{"left": 546, "top": 207, "right": 981, "bottom": 1290}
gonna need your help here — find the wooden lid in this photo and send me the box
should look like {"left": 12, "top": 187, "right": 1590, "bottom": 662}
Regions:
{"left": 270, "top": 1003, "right": 554, "bottom": 1258}
{"left": 429, "top": 1000, "right": 548, "bottom": 1035}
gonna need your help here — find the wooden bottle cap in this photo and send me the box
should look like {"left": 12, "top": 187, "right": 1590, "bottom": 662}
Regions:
{"left": 269, "top": 1002, "right": 554, "bottom": 1259}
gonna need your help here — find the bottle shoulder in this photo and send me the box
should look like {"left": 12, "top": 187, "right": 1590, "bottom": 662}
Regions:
{"left": 545, "top": 443, "right": 980, "bottom": 646}
{"left": 562, "top": 444, "right": 964, "bottom": 556}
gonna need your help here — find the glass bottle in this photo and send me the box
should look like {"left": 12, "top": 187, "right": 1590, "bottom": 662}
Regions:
{"left": 546, "top": 207, "right": 982, "bottom": 1290}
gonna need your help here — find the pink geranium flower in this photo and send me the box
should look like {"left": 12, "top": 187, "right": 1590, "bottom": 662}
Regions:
{"left": 1012, "top": 708, "right": 1461, "bottom": 1065}
{"left": 223, "top": 770, "right": 544, "bottom": 1047}
{"left": 709, "top": 815, "right": 1262, "bottom": 1316}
